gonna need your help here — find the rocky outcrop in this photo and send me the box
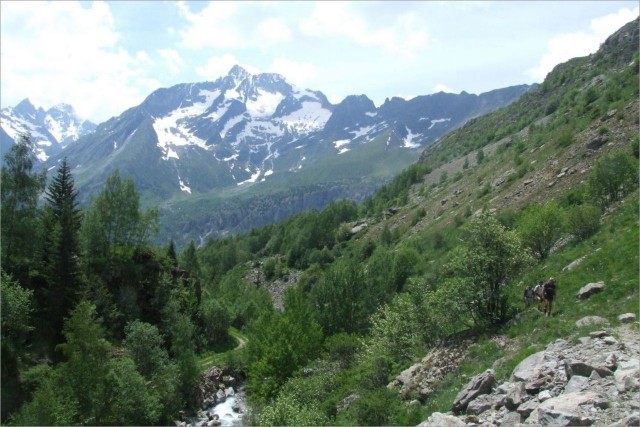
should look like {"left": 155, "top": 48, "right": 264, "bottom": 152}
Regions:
{"left": 451, "top": 369, "right": 495, "bottom": 413}
{"left": 195, "top": 366, "right": 245, "bottom": 410}
{"left": 417, "top": 323, "right": 640, "bottom": 426}
{"left": 388, "top": 339, "right": 470, "bottom": 400}
{"left": 577, "top": 281, "right": 606, "bottom": 300}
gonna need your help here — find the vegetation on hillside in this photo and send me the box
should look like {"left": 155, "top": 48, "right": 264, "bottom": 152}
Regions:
{"left": 1, "top": 18, "right": 638, "bottom": 427}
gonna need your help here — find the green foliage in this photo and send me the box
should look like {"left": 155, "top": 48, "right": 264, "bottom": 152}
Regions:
{"left": 0, "top": 133, "right": 46, "bottom": 274}
{"left": 567, "top": 203, "right": 601, "bottom": 240}
{"left": 352, "top": 388, "right": 400, "bottom": 426}
{"left": 361, "top": 293, "right": 421, "bottom": 363}
{"left": 246, "top": 287, "right": 323, "bottom": 402}
{"left": 442, "top": 214, "right": 533, "bottom": 327}
{"left": 258, "top": 393, "right": 330, "bottom": 426}
{"left": 587, "top": 151, "right": 638, "bottom": 210}
{"left": 198, "top": 296, "right": 232, "bottom": 348}
{"left": 517, "top": 201, "right": 565, "bottom": 260}
{"left": 311, "top": 257, "right": 391, "bottom": 335}
{"left": 40, "top": 158, "right": 83, "bottom": 340}
{"left": 1, "top": 273, "right": 35, "bottom": 419}
{"left": 81, "top": 169, "right": 158, "bottom": 262}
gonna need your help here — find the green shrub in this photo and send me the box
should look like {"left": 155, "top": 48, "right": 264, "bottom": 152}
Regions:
{"left": 567, "top": 204, "right": 601, "bottom": 240}
{"left": 588, "top": 151, "right": 638, "bottom": 209}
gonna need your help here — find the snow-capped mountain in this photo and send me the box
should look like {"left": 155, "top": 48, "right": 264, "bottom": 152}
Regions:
{"left": 1, "top": 98, "right": 96, "bottom": 161}
{"left": 41, "top": 65, "right": 534, "bottom": 244}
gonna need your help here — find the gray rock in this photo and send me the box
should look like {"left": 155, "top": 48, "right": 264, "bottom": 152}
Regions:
{"left": 614, "top": 358, "right": 640, "bottom": 393}
{"left": 563, "top": 255, "right": 587, "bottom": 272}
{"left": 224, "top": 387, "right": 235, "bottom": 398}
{"left": 502, "top": 382, "right": 526, "bottom": 410}
{"left": 538, "top": 389, "right": 552, "bottom": 402}
{"left": 501, "top": 411, "right": 523, "bottom": 426}
{"left": 618, "top": 313, "right": 637, "bottom": 323}
{"left": 590, "top": 330, "right": 609, "bottom": 338}
{"left": 528, "top": 391, "right": 602, "bottom": 426}
{"left": 452, "top": 369, "right": 495, "bottom": 413}
{"left": 215, "top": 389, "right": 226, "bottom": 404}
{"left": 466, "top": 394, "right": 497, "bottom": 415}
{"left": 517, "top": 399, "right": 539, "bottom": 418}
{"left": 511, "top": 351, "right": 545, "bottom": 383}
{"left": 576, "top": 316, "right": 610, "bottom": 328}
{"left": 576, "top": 281, "right": 605, "bottom": 300}
{"left": 565, "top": 375, "right": 589, "bottom": 393}
{"left": 417, "top": 412, "right": 466, "bottom": 427}
{"left": 565, "top": 359, "right": 613, "bottom": 379}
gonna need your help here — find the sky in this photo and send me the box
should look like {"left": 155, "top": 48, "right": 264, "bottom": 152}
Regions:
{"left": 1, "top": 1, "right": 638, "bottom": 123}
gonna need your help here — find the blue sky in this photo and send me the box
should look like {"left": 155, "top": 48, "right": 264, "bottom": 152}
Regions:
{"left": 1, "top": 1, "right": 637, "bottom": 123}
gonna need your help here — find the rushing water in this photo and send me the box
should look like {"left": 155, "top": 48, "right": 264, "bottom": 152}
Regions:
{"left": 184, "top": 389, "right": 246, "bottom": 427}
{"left": 210, "top": 396, "right": 243, "bottom": 426}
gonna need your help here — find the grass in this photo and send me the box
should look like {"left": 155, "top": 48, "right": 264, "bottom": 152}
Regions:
{"left": 418, "top": 190, "right": 639, "bottom": 417}
{"left": 198, "top": 327, "right": 249, "bottom": 371}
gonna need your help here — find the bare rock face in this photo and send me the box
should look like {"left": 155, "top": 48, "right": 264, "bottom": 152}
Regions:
{"left": 511, "top": 351, "right": 545, "bottom": 383}
{"left": 528, "top": 391, "right": 603, "bottom": 426}
{"left": 451, "top": 369, "right": 495, "bottom": 413}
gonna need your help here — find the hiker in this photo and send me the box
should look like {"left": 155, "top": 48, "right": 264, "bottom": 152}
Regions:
{"left": 543, "top": 277, "right": 556, "bottom": 317}
{"left": 533, "top": 281, "right": 545, "bottom": 311}
{"left": 523, "top": 284, "right": 534, "bottom": 309}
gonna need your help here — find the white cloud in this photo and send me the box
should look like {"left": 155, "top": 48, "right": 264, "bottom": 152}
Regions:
{"left": 528, "top": 7, "right": 639, "bottom": 81}
{"left": 257, "top": 18, "right": 292, "bottom": 44}
{"left": 0, "top": 1, "right": 159, "bottom": 122}
{"left": 158, "top": 49, "right": 185, "bottom": 75}
{"left": 300, "top": 3, "right": 428, "bottom": 59}
{"left": 195, "top": 54, "right": 260, "bottom": 81}
{"left": 177, "top": 1, "right": 243, "bottom": 49}
{"left": 434, "top": 83, "right": 456, "bottom": 93}
{"left": 269, "top": 58, "right": 317, "bottom": 87}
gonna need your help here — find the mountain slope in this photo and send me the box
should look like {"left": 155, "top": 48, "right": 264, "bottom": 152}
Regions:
{"left": 40, "top": 67, "right": 533, "bottom": 245}
{"left": 0, "top": 99, "right": 96, "bottom": 161}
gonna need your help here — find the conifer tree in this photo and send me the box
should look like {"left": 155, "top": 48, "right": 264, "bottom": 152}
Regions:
{"left": 41, "top": 158, "right": 83, "bottom": 336}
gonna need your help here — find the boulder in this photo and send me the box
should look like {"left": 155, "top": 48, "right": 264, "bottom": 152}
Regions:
{"left": 565, "top": 375, "right": 589, "bottom": 393}
{"left": 576, "top": 281, "right": 605, "bottom": 300}
{"left": 517, "top": 399, "right": 540, "bottom": 418}
{"left": 618, "top": 313, "right": 637, "bottom": 323}
{"left": 538, "top": 390, "right": 552, "bottom": 402}
{"left": 563, "top": 255, "right": 587, "bottom": 272}
{"left": 501, "top": 382, "right": 526, "bottom": 410}
{"left": 451, "top": 369, "right": 494, "bottom": 413}
{"left": 225, "top": 387, "right": 235, "bottom": 398}
{"left": 466, "top": 394, "right": 498, "bottom": 415}
{"left": 215, "top": 389, "right": 226, "bottom": 404}
{"left": 614, "top": 358, "right": 640, "bottom": 392}
{"left": 528, "top": 391, "right": 603, "bottom": 426}
{"left": 501, "top": 411, "right": 523, "bottom": 426}
{"left": 511, "top": 351, "right": 545, "bottom": 383}
{"left": 564, "top": 359, "right": 613, "bottom": 379}
{"left": 576, "top": 316, "right": 610, "bottom": 328}
{"left": 417, "top": 412, "right": 466, "bottom": 427}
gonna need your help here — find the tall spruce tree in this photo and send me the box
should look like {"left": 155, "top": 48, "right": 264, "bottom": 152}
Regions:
{"left": 0, "top": 133, "right": 46, "bottom": 274}
{"left": 41, "top": 158, "right": 83, "bottom": 336}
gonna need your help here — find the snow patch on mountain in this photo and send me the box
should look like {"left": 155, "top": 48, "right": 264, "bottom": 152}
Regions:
{"left": 221, "top": 114, "right": 245, "bottom": 139}
{"left": 428, "top": 118, "right": 451, "bottom": 130}
{"left": 246, "top": 90, "right": 284, "bottom": 118}
{"left": 178, "top": 176, "right": 191, "bottom": 194}
{"left": 403, "top": 126, "right": 422, "bottom": 148}
{"left": 350, "top": 125, "right": 375, "bottom": 140}
{"left": 153, "top": 88, "right": 218, "bottom": 159}
{"left": 237, "top": 168, "right": 262, "bottom": 186}
{"left": 279, "top": 101, "right": 331, "bottom": 133}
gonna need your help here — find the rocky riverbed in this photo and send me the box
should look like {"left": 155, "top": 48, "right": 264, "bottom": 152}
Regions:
{"left": 175, "top": 366, "right": 247, "bottom": 427}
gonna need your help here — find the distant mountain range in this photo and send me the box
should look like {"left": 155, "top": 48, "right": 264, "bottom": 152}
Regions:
{"left": 1, "top": 99, "right": 96, "bottom": 161}
{"left": 2, "top": 67, "right": 535, "bottom": 245}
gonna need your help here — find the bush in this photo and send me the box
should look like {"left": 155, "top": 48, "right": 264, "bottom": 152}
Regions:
{"left": 567, "top": 204, "right": 601, "bottom": 240}
{"left": 517, "top": 201, "right": 565, "bottom": 260}
{"left": 588, "top": 151, "right": 638, "bottom": 209}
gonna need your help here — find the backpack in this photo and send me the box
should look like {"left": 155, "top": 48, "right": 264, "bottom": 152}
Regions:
{"left": 544, "top": 282, "right": 556, "bottom": 298}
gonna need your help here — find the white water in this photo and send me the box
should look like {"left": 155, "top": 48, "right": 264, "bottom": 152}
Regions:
{"left": 210, "top": 396, "right": 242, "bottom": 426}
